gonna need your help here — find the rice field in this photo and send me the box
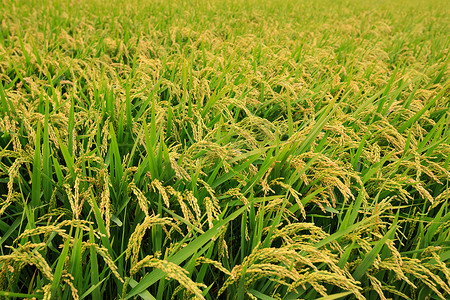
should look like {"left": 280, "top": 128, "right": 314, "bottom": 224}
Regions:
{"left": 0, "top": 0, "right": 449, "bottom": 299}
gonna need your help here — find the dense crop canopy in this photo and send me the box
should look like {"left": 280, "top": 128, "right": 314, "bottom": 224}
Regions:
{"left": 0, "top": 0, "right": 449, "bottom": 299}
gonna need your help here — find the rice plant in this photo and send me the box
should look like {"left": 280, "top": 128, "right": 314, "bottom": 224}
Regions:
{"left": 0, "top": 0, "right": 449, "bottom": 299}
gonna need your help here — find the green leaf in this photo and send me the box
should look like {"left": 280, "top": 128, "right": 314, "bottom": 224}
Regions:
{"left": 51, "top": 225, "right": 73, "bottom": 298}
{"left": 352, "top": 212, "right": 399, "bottom": 281}
{"left": 315, "top": 292, "right": 353, "bottom": 300}
{"left": 126, "top": 202, "right": 252, "bottom": 299}
{"left": 31, "top": 122, "right": 41, "bottom": 209}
